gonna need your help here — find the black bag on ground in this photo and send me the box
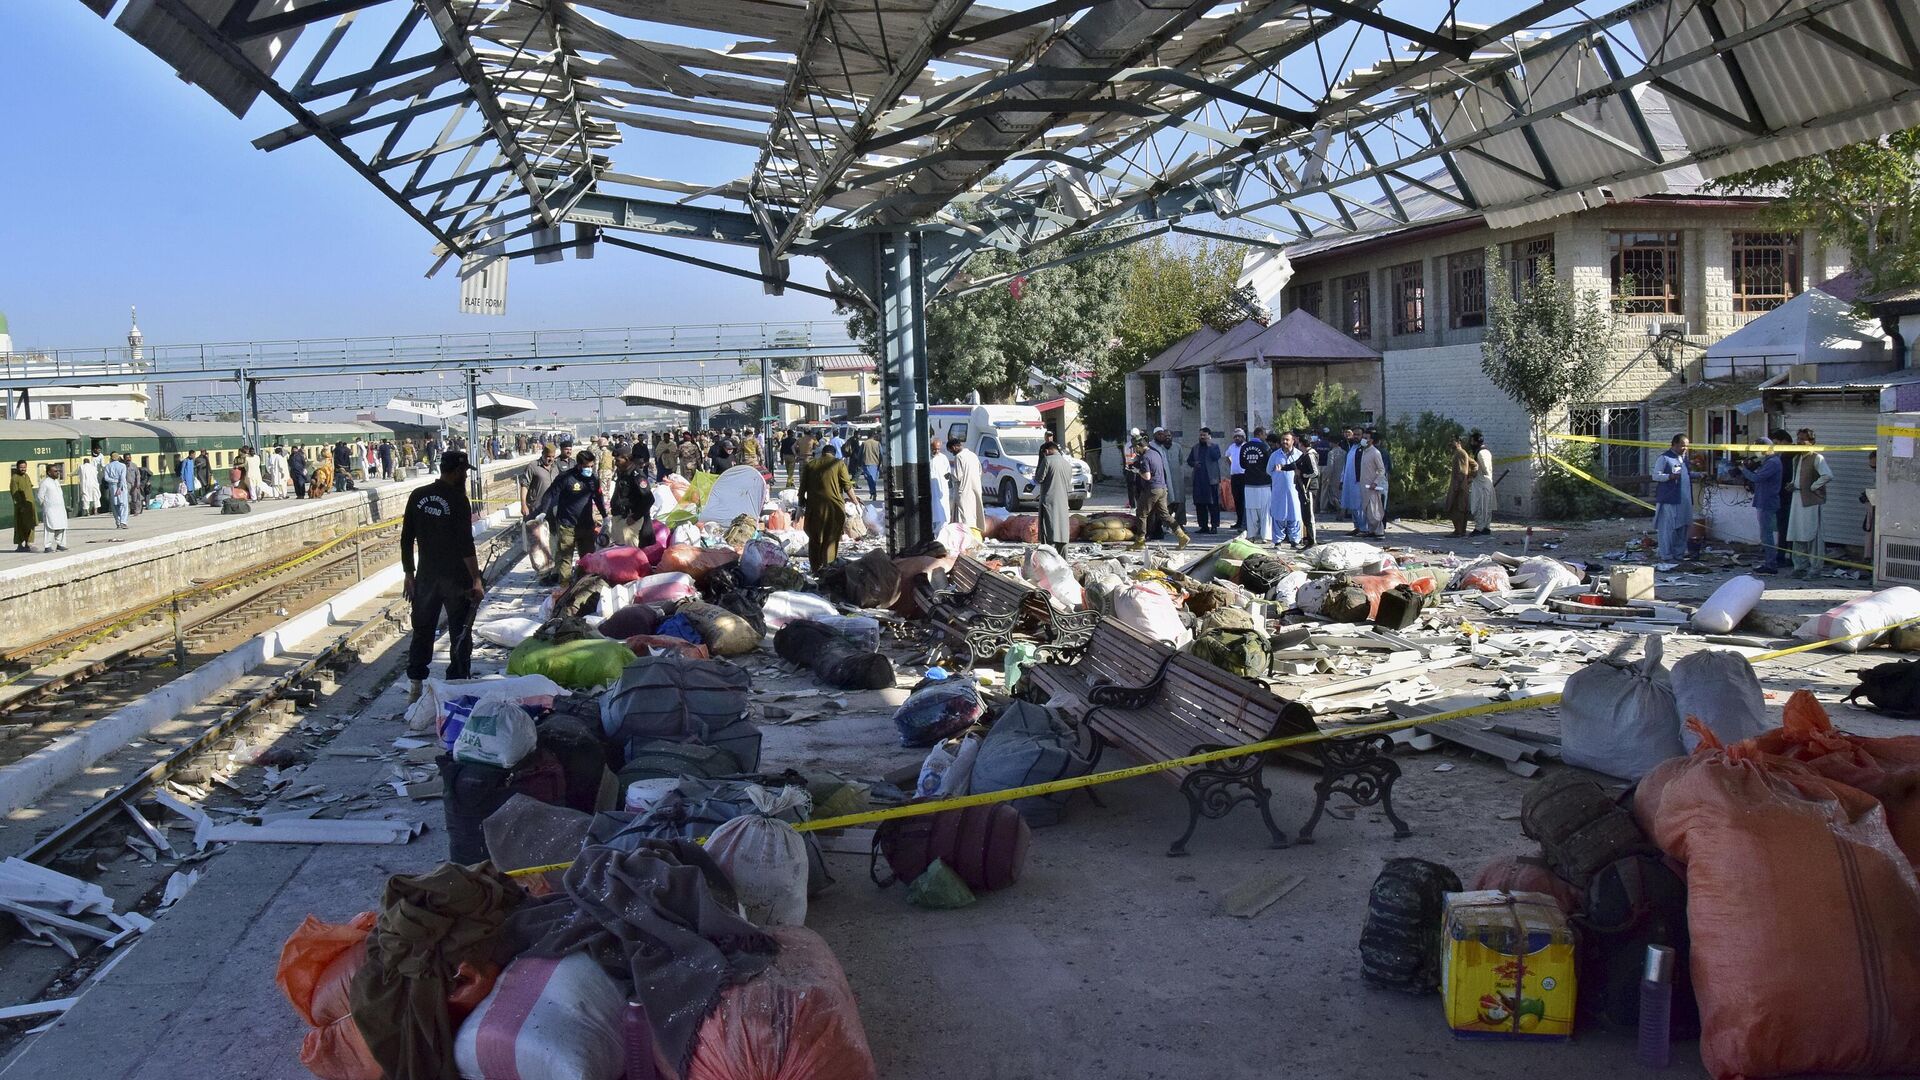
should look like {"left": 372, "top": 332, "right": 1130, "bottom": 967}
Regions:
{"left": 1575, "top": 852, "right": 1700, "bottom": 1035}
{"left": 715, "top": 589, "right": 769, "bottom": 637}
{"left": 1520, "top": 772, "right": 1656, "bottom": 889}
{"left": 221, "top": 497, "right": 252, "bottom": 515}
{"left": 533, "top": 713, "right": 611, "bottom": 814}
{"left": 1238, "top": 552, "right": 1290, "bottom": 594}
{"left": 1843, "top": 657, "right": 1920, "bottom": 716}
{"left": 963, "top": 700, "right": 1091, "bottom": 826}
{"left": 1372, "top": 585, "right": 1426, "bottom": 630}
{"left": 1359, "top": 857, "right": 1461, "bottom": 994}
{"left": 698, "top": 563, "right": 748, "bottom": 602}
{"left": 599, "top": 653, "right": 760, "bottom": 769}
{"left": 774, "top": 619, "right": 895, "bottom": 690}
{"left": 438, "top": 750, "right": 567, "bottom": 864}
{"left": 818, "top": 549, "right": 902, "bottom": 608}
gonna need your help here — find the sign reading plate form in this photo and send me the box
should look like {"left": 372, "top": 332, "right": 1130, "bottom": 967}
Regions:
{"left": 459, "top": 232, "right": 508, "bottom": 316}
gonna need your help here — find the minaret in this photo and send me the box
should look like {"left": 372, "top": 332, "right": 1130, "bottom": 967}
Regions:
{"left": 127, "top": 306, "right": 144, "bottom": 363}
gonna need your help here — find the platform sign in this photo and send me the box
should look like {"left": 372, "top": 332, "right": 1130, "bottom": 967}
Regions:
{"left": 459, "top": 235, "right": 508, "bottom": 316}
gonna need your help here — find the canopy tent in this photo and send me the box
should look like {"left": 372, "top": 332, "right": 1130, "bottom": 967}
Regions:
{"left": 1701, "top": 288, "right": 1890, "bottom": 377}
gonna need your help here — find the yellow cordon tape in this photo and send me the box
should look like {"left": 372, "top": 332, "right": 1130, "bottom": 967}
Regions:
{"left": 1878, "top": 424, "right": 1920, "bottom": 439}
{"left": 503, "top": 614, "right": 1920, "bottom": 880}
{"left": 1549, "top": 432, "right": 1874, "bottom": 454}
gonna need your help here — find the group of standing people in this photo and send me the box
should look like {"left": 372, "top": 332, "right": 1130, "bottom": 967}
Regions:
{"left": 1445, "top": 432, "right": 1496, "bottom": 538}
{"left": 1147, "top": 425, "right": 1403, "bottom": 548}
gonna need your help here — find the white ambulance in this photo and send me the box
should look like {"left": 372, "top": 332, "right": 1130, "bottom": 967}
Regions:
{"left": 927, "top": 403, "right": 1090, "bottom": 510}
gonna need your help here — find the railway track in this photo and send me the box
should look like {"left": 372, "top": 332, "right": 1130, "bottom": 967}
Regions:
{"left": 0, "top": 519, "right": 525, "bottom": 1052}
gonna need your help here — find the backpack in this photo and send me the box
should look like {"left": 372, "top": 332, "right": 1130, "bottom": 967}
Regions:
{"left": 1192, "top": 627, "right": 1269, "bottom": 680}
{"left": 1238, "top": 553, "right": 1290, "bottom": 593}
{"left": 872, "top": 801, "right": 1030, "bottom": 893}
{"left": 1520, "top": 773, "right": 1657, "bottom": 889}
{"left": 1321, "top": 580, "right": 1373, "bottom": 623}
{"left": 615, "top": 739, "right": 745, "bottom": 787}
{"left": 1843, "top": 658, "right": 1920, "bottom": 716}
{"left": 1575, "top": 853, "right": 1700, "bottom": 1036}
{"left": 438, "top": 750, "right": 567, "bottom": 864}
{"left": 963, "top": 701, "right": 1091, "bottom": 826}
{"left": 1359, "top": 858, "right": 1461, "bottom": 994}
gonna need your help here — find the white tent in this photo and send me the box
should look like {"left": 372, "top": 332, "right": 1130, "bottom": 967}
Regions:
{"left": 698, "top": 465, "right": 769, "bottom": 525}
{"left": 1701, "top": 288, "right": 1888, "bottom": 377}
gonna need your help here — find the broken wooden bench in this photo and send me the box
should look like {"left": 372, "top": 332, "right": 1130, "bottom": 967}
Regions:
{"left": 917, "top": 554, "right": 1098, "bottom": 667}
{"left": 1020, "top": 617, "right": 1409, "bottom": 855}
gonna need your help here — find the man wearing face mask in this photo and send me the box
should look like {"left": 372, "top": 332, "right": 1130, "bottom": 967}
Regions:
{"left": 1356, "top": 430, "right": 1387, "bottom": 538}
{"left": 536, "top": 449, "right": 609, "bottom": 587}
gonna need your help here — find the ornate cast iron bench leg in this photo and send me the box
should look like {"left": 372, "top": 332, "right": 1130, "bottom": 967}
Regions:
{"left": 1168, "top": 745, "right": 1289, "bottom": 857}
{"left": 1298, "top": 733, "right": 1410, "bottom": 843}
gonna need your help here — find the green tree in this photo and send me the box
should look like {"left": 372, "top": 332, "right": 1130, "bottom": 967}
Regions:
{"left": 838, "top": 236, "right": 1129, "bottom": 403}
{"left": 1082, "top": 235, "right": 1246, "bottom": 436}
{"left": 1379, "top": 412, "right": 1467, "bottom": 516}
{"left": 1706, "top": 129, "right": 1920, "bottom": 293}
{"left": 1482, "top": 249, "right": 1614, "bottom": 463}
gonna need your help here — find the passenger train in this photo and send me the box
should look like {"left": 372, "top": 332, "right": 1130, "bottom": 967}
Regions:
{"left": 0, "top": 418, "right": 395, "bottom": 527}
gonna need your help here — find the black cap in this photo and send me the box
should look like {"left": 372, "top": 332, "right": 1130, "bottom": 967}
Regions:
{"left": 441, "top": 450, "right": 471, "bottom": 471}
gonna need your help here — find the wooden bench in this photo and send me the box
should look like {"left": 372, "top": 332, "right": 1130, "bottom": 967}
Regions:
{"left": 1022, "top": 618, "right": 1409, "bottom": 855}
{"left": 919, "top": 554, "right": 1100, "bottom": 667}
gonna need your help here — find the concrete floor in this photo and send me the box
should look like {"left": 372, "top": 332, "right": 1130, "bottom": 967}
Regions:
{"left": 0, "top": 499, "right": 1903, "bottom": 1080}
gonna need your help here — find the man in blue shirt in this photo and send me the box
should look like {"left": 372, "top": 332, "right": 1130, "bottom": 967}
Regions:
{"left": 102, "top": 454, "right": 130, "bottom": 529}
{"left": 1738, "top": 437, "right": 1784, "bottom": 574}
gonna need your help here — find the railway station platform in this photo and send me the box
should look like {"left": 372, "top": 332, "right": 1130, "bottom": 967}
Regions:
{"left": 0, "top": 458, "right": 531, "bottom": 654}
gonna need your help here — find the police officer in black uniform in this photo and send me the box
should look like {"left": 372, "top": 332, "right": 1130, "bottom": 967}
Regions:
{"left": 401, "top": 450, "right": 481, "bottom": 701}
{"left": 535, "top": 449, "right": 608, "bottom": 587}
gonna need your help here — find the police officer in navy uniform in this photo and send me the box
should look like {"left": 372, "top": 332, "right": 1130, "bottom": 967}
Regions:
{"left": 401, "top": 450, "right": 482, "bottom": 702}
{"left": 536, "top": 449, "right": 608, "bottom": 587}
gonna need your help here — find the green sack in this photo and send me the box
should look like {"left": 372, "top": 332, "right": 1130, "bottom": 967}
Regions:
{"left": 1198, "top": 605, "right": 1256, "bottom": 634}
{"left": 1220, "top": 537, "right": 1265, "bottom": 564}
{"left": 1003, "top": 641, "right": 1038, "bottom": 691}
{"left": 687, "top": 470, "right": 720, "bottom": 506}
{"left": 1191, "top": 627, "right": 1268, "bottom": 680}
{"left": 906, "top": 859, "right": 977, "bottom": 909}
{"left": 506, "top": 636, "right": 637, "bottom": 690}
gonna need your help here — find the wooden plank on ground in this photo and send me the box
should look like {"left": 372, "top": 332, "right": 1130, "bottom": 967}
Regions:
{"left": 1216, "top": 870, "right": 1305, "bottom": 919}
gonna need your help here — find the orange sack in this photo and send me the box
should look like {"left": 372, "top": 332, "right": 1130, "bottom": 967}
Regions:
{"left": 657, "top": 543, "right": 740, "bottom": 582}
{"left": 1747, "top": 690, "right": 1920, "bottom": 867}
{"left": 1641, "top": 725, "right": 1920, "bottom": 1079}
{"left": 277, "top": 913, "right": 501, "bottom": 1080}
{"left": 685, "top": 926, "right": 878, "bottom": 1080}
{"left": 278, "top": 913, "right": 383, "bottom": 1080}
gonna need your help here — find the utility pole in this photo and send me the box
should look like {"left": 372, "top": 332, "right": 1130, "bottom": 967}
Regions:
{"left": 465, "top": 370, "right": 482, "bottom": 503}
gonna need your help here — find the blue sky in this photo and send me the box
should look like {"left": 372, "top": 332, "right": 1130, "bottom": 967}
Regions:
{"left": 0, "top": 2, "right": 839, "bottom": 356}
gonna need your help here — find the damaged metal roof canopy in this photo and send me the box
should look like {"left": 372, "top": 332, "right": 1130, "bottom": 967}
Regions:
{"left": 87, "top": 0, "right": 1920, "bottom": 292}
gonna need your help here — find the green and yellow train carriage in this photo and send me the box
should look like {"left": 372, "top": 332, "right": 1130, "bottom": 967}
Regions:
{"left": 0, "top": 419, "right": 393, "bottom": 529}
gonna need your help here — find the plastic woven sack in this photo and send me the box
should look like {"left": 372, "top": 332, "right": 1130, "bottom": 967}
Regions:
{"left": 452, "top": 953, "right": 624, "bottom": 1080}
{"left": 739, "top": 538, "right": 788, "bottom": 585}
{"left": 451, "top": 695, "right": 537, "bottom": 768}
{"left": 577, "top": 545, "right": 651, "bottom": 584}
{"left": 1670, "top": 649, "right": 1767, "bottom": 752}
{"left": 1559, "top": 636, "right": 1683, "bottom": 781}
{"left": 506, "top": 637, "right": 637, "bottom": 690}
{"left": 658, "top": 544, "right": 740, "bottom": 582}
{"left": 1691, "top": 575, "right": 1764, "bottom": 634}
{"left": 892, "top": 676, "right": 984, "bottom": 746}
{"left": 631, "top": 572, "right": 699, "bottom": 605}
{"left": 1457, "top": 562, "right": 1511, "bottom": 592}
{"left": 1113, "top": 580, "right": 1189, "bottom": 647}
{"left": 763, "top": 590, "right": 838, "bottom": 630}
{"left": 1792, "top": 585, "right": 1920, "bottom": 651}
{"left": 1745, "top": 690, "right": 1920, "bottom": 866}
{"left": 684, "top": 926, "right": 878, "bottom": 1080}
{"left": 474, "top": 616, "right": 541, "bottom": 649}
{"left": 1307, "top": 541, "right": 1384, "bottom": 572}
{"left": 705, "top": 786, "right": 812, "bottom": 926}
{"left": 1021, "top": 546, "right": 1084, "bottom": 610}
{"left": 1641, "top": 727, "right": 1920, "bottom": 1078}
{"left": 994, "top": 514, "right": 1038, "bottom": 543}
{"left": 278, "top": 912, "right": 383, "bottom": 1080}
{"left": 679, "top": 600, "right": 762, "bottom": 656}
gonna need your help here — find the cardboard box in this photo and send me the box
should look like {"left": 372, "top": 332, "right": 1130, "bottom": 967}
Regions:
{"left": 1610, "top": 565, "right": 1655, "bottom": 601}
{"left": 1441, "top": 890, "right": 1576, "bottom": 1039}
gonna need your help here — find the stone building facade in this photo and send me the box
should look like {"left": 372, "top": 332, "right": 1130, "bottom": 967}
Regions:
{"left": 1278, "top": 196, "right": 1854, "bottom": 514}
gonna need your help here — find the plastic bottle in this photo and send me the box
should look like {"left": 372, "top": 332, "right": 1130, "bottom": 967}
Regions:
{"left": 1637, "top": 944, "right": 1675, "bottom": 1068}
{"left": 624, "top": 1000, "right": 657, "bottom": 1080}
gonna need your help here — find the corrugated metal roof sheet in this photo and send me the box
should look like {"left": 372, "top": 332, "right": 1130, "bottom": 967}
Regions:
{"left": 1628, "top": 0, "right": 1920, "bottom": 184}
{"left": 1175, "top": 319, "right": 1269, "bottom": 371}
{"left": 1138, "top": 326, "right": 1222, "bottom": 374}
